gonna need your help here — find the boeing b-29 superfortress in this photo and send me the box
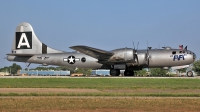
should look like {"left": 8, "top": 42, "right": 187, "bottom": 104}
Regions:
{"left": 7, "top": 22, "right": 196, "bottom": 76}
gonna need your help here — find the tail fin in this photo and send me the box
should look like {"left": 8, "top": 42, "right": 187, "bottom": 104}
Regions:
{"left": 8, "top": 22, "right": 64, "bottom": 56}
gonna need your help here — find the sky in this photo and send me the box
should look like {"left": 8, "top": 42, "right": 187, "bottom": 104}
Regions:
{"left": 0, "top": 0, "right": 200, "bottom": 69}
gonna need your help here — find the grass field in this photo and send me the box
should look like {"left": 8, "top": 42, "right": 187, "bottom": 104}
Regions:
{"left": 0, "top": 97, "right": 200, "bottom": 112}
{"left": 0, "top": 78, "right": 200, "bottom": 97}
{"left": 0, "top": 78, "right": 200, "bottom": 111}
{"left": 0, "top": 78, "right": 200, "bottom": 89}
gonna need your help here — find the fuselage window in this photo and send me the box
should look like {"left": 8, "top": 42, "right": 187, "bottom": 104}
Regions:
{"left": 179, "top": 51, "right": 182, "bottom": 53}
{"left": 172, "top": 51, "right": 176, "bottom": 54}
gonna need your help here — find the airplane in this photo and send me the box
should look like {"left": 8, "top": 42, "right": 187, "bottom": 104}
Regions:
{"left": 7, "top": 22, "right": 196, "bottom": 76}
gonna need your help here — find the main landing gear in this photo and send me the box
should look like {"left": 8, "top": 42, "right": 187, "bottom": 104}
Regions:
{"left": 110, "top": 69, "right": 120, "bottom": 76}
{"left": 110, "top": 69, "right": 134, "bottom": 76}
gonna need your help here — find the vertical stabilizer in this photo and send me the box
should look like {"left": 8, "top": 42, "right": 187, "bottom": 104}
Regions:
{"left": 10, "top": 22, "right": 64, "bottom": 55}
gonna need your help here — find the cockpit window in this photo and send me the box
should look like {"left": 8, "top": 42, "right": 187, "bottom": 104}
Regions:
{"left": 172, "top": 51, "right": 176, "bottom": 54}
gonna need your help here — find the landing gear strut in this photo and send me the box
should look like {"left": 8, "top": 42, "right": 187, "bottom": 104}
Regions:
{"left": 110, "top": 69, "right": 120, "bottom": 76}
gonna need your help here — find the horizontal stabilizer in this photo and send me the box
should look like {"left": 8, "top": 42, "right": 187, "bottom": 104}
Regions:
{"left": 7, "top": 53, "right": 34, "bottom": 57}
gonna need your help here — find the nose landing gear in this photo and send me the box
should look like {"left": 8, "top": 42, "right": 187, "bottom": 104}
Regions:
{"left": 186, "top": 71, "right": 194, "bottom": 77}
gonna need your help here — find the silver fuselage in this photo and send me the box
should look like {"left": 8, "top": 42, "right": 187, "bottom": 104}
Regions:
{"left": 7, "top": 48, "right": 196, "bottom": 70}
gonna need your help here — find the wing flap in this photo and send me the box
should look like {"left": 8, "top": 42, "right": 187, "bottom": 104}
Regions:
{"left": 70, "top": 45, "right": 113, "bottom": 60}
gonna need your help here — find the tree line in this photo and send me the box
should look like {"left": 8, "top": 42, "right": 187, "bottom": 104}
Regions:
{"left": 0, "top": 64, "right": 91, "bottom": 75}
{"left": 0, "top": 63, "right": 21, "bottom": 74}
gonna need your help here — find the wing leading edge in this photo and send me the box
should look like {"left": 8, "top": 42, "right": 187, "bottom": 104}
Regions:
{"left": 70, "top": 45, "right": 113, "bottom": 60}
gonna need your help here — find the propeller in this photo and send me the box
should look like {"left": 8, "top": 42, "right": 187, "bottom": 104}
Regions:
{"left": 132, "top": 41, "right": 139, "bottom": 66}
{"left": 146, "top": 48, "right": 151, "bottom": 66}
{"left": 145, "top": 41, "right": 151, "bottom": 66}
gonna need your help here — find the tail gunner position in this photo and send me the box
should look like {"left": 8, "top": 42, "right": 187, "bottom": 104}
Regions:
{"left": 7, "top": 22, "right": 196, "bottom": 76}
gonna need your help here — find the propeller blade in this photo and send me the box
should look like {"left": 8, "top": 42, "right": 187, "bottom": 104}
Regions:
{"left": 146, "top": 41, "right": 151, "bottom": 66}
{"left": 145, "top": 47, "right": 151, "bottom": 66}
{"left": 134, "top": 54, "right": 139, "bottom": 66}
{"left": 132, "top": 41, "right": 135, "bottom": 50}
{"left": 132, "top": 41, "right": 139, "bottom": 66}
{"left": 145, "top": 53, "right": 148, "bottom": 65}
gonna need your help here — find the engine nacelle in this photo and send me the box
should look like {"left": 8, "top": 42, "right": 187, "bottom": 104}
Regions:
{"left": 108, "top": 48, "right": 147, "bottom": 67}
{"left": 108, "top": 48, "right": 134, "bottom": 62}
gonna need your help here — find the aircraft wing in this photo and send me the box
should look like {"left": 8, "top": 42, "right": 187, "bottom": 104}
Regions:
{"left": 70, "top": 45, "right": 114, "bottom": 60}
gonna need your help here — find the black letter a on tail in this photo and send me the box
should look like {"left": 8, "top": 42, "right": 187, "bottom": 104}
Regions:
{"left": 16, "top": 32, "right": 32, "bottom": 49}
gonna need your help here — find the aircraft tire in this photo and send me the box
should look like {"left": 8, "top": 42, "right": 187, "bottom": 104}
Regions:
{"left": 187, "top": 71, "right": 193, "bottom": 77}
{"left": 110, "top": 69, "right": 120, "bottom": 76}
{"left": 124, "top": 70, "right": 134, "bottom": 76}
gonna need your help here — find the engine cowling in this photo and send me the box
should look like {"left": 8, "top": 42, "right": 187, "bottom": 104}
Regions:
{"left": 108, "top": 48, "right": 135, "bottom": 62}
{"left": 108, "top": 48, "right": 147, "bottom": 67}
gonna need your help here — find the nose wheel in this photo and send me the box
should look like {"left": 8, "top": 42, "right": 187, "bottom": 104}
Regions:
{"left": 110, "top": 69, "right": 120, "bottom": 76}
{"left": 187, "top": 71, "right": 193, "bottom": 77}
